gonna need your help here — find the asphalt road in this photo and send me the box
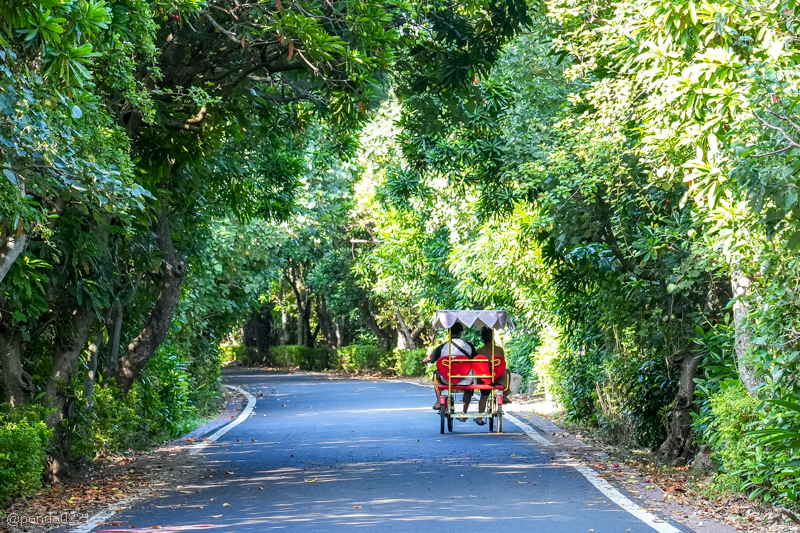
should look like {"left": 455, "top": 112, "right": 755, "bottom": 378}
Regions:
{"left": 87, "top": 371, "right": 694, "bottom": 533}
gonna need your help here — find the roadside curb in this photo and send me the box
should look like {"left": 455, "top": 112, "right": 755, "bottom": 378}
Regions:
{"left": 69, "top": 385, "right": 257, "bottom": 532}
{"left": 508, "top": 410, "right": 738, "bottom": 533}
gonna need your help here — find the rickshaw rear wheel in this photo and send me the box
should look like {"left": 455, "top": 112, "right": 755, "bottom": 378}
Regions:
{"left": 489, "top": 416, "right": 494, "bottom": 432}
{"left": 440, "top": 406, "right": 446, "bottom": 434}
{"left": 497, "top": 409, "right": 503, "bottom": 433}
{"left": 447, "top": 415, "right": 453, "bottom": 432}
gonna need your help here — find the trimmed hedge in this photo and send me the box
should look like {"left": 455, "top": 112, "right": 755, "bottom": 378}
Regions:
{"left": 225, "top": 342, "right": 429, "bottom": 376}
{"left": 337, "top": 344, "right": 384, "bottom": 373}
{"left": 271, "top": 345, "right": 335, "bottom": 371}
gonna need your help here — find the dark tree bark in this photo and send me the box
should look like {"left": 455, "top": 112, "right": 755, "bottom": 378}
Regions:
{"left": 284, "top": 260, "right": 312, "bottom": 347}
{"left": 359, "top": 301, "right": 393, "bottom": 352}
{"left": 243, "top": 304, "right": 275, "bottom": 364}
{"left": 106, "top": 205, "right": 186, "bottom": 392}
{"left": 316, "top": 295, "right": 336, "bottom": 348}
{"left": 658, "top": 353, "right": 703, "bottom": 465}
{"left": 45, "top": 307, "right": 96, "bottom": 428}
{"left": 103, "top": 300, "right": 124, "bottom": 376}
{"left": 0, "top": 330, "right": 31, "bottom": 406}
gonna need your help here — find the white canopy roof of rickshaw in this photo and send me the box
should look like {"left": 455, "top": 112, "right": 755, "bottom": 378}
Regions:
{"left": 432, "top": 310, "right": 515, "bottom": 330}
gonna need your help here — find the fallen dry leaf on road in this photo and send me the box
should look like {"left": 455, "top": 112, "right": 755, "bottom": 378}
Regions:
{"left": 354, "top": 505, "right": 362, "bottom": 509}
{"left": 225, "top": 471, "right": 234, "bottom": 475}
{"left": 305, "top": 478, "right": 319, "bottom": 483}
{"left": 223, "top": 503, "right": 231, "bottom": 507}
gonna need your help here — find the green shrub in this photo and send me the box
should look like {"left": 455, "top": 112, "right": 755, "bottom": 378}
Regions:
{"left": 70, "top": 347, "right": 201, "bottom": 459}
{"left": 699, "top": 380, "right": 800, "bottom": 504}
{"left": 337, "top": 344, "right": 384, "bottom": 373}
{"left": 397, "top": 348, "right": 427, "bottom": 376}
{"left": 379, "top": 349, "right": 400, "bottom": 376}
{"left": 702, "top": 380, "right": 761, "bottom": 483}
{"left": 0, "top": 404, "right": 51, "bottom": 503}
{"left": 221, "top": 343, "right": 248, "bottom": 364}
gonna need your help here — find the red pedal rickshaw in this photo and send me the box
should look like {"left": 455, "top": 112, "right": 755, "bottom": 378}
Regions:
{"left": 432, "top": 310, "right": 513, "bottom": 434}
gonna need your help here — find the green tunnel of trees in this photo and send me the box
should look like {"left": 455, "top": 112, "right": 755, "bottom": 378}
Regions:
{"left": 2, "top": 0, "right": 800, "bottom": 514}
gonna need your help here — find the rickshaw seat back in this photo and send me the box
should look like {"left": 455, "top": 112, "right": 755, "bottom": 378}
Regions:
{"left": 436, "top": 355, "right": 506, "bottom": 385}
{"left": 436, "top": 355, "right": 471, "bottom": 384}
{"left": 472, "top": 355, "right": 506, "bottom": 384}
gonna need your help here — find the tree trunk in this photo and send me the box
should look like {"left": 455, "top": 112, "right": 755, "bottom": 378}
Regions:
{"left": 302, "top": 298, "right": 317, "bottom": 348}
{"left": 83, "top": 332, "right": 103, "bottom": 412}
{"left": 296, "top": 310, "right": 305, "bottom": 346}
{"left": 254, "top": 305, "right": 273, "bottom": 364}
{"left": 732, "top": 271, "right": 760, "bottom": 395}
{"left": 0, "top": 180, "right": 29, "bottom": 285}
{"left": 316, "top": 295, "right": 336, "bottom": 348}
{"left": 102, "top": 300, "right": 124, "bottom": 376}
{"left": 106, "top": 205, "right": 186, "bottom": 392}
{"left": 335, "top": 318, "right": 344, "bottom": 349}
{"left": 0, "top": 231, "right": 28, "bottom": 286}
{"left": 45, "top": 308, "right": 95, "bottom": 428}
{"left": 359, "top": 301, "right": 392, "bottom": 352}
{"left": 395, "top": 307, "right": 416, "bottom": 350}
{"left": 658, "top": 353, "right": 702, "bottom": 465}
{"left": 411, "top": 325, "right": 426, "bottom": 347}
{"left": 243, "top": 304, "right": 274, "bottom": 364}
{"left": 281, "top": 309, "right": 289, "bottom": 345}
{"left": 0, "top": 329, "right": 31, "bottom": 406}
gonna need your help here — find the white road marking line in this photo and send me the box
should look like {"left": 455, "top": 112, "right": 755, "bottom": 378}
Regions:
{"left": 70, "top": 497, "right": 137, "bottom": 533}
{"left": 191, "top": 385, "right": 256, "bottom": 453}
{"left": 571, "top": 464, "right": 682, "bottom": 533}
{"left": 71, "top": 385, "right": 257, "bottom": 533}
{"left": 506, "top": 414, "right": 683, "bottom": 533}
{"left": 503, "top": 413, "right": 553, "bottom": 447}
{"left": 393, "top": 379, "right": 430, "bottom": 388}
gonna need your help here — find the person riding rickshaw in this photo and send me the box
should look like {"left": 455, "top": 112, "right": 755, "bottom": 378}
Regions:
{"left": 423, "top": 310, "right": 513, "bottom": 433}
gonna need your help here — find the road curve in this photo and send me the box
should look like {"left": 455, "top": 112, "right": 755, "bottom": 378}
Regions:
{"left": 83, "top": 370, "right": 696, "bottom": 533}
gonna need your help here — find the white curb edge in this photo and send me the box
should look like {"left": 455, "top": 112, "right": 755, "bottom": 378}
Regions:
{"left": 504, "top": 413, "right": 681, "bottom": 533}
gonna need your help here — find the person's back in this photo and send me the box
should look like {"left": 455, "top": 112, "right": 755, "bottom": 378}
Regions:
{"left": 437, "top": 338, "right": 474, "bottom": 359}
{"left": 475, "top": 343, "right": 504, "bottom": 358}
{"left": 423, "top": 322, "right": 476, "bottom": 409}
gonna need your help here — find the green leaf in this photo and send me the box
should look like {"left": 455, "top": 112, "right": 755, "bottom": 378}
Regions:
{"left": 3, "top": 169, "right": 16, "bottom": 184}
{"left": 784, "top": 231, "right": 800, "bottom": 250}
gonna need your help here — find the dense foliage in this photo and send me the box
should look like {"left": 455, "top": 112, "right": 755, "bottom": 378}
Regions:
{"left": 0, "top": 0, "right": 528, "bottom": 503}
{"left": 347, "top": 0, "right": 800, "bottom": 510}
{"left": 3, "top": 0, "right": 800, "bottom": 515}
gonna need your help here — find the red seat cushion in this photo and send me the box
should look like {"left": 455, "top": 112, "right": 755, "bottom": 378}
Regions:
{"left": 436, "top": 355, "right": 471, "bottom": 384}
